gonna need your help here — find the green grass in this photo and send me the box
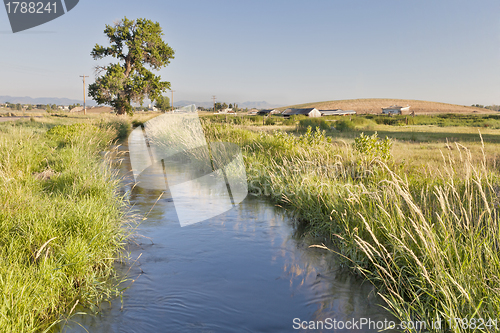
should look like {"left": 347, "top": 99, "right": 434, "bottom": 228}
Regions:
{"left": 201, "top": 118, "right": 500, "bottom": 333}
{"left": 364, "top": 113, "right": 500, "bottom": 128}
{"left": 5, "top": 111, "right": 495, "bottom": 331}
{"left": 297, "top": 118, "right": 330, "bottom": 131}
{"left": 0, "top": 117, "right": 133, "bottom": 332}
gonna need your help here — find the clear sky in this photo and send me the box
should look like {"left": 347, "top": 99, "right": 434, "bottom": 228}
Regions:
{"left": 1, "top": 0, "right": 499, "bottom": 106}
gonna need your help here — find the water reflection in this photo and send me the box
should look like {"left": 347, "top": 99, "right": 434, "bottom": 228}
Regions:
{"left": 129, "top": 109, "right": 248, "bottom": 227}
{"left": 56, "top": 147, "right": 396, "bottom": 333}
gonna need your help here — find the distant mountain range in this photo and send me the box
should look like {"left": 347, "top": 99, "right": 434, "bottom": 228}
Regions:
{"left": 0, "top": 95, "right": 98, "bottom": 106}
{"left": 174, "top": 100, "right": 283, "bottom": 109}
{"left": 0, "top": 95, "right": 282, "bottom": 109}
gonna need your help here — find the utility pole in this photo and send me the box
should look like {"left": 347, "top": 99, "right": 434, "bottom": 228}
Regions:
{"left": 212, "top": 95, "right": 216, "bottom": 113}
{"left": 80, "top": 75, "right": 89, "bottom": 115}
{"left": 170, "top": 90, "right": 175, "bottom": 111}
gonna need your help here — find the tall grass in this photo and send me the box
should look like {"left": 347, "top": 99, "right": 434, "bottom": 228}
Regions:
{"left": 0, "top": 119, "right": 130, "bottom": 332}
{"left": 201, "top": 119, "right": 500, "bottom": 332}
{"left": 297, "top": 118, "right": 330, "bottom": 131}
{"left": 364, "top": 113, "right": 500, "bottom": 128}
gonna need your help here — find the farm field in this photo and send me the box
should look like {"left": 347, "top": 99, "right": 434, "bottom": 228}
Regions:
{"left": 278, "top": 98, "right": 497, "bottom": 115}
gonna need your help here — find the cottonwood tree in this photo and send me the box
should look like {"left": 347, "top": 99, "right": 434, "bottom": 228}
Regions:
{"left": 89, "top": 17, "right": 175, "bottom": 115}
{"left": 155, "top": 95, "right": 170, "bottom": 111}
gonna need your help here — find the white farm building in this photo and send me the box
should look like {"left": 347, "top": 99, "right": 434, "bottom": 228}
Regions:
{"left": 282, "top": 108, "right": 322, "bottom": 118}
{"left": 381, "top": 105, "right": 410, "bottom": 115}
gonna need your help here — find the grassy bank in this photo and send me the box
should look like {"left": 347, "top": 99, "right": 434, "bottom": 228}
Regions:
{"left": 0, "top": 116, "right": 137, "bottom": 332}
{"left": 201, "top": 117, "right": 500, "bottom": 332}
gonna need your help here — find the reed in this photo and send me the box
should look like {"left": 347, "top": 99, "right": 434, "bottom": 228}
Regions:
{"left": 202, "top": 119, "right": 500, "bottom": 332}
{"left": 0, "top": 118, "right": 131, "bottom": 332}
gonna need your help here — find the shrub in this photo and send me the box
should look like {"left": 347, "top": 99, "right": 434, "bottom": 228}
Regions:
{"left": 298, "top": 118, "right": 330, "bottom": 131}
{"left": 353, "top": 132, "right": 392, "bottom": 160}
{"left": 46, "top": 123, "right": 100, "bottom": 145}
{"left": 265, "top": 117, "right": 277, "bottom": 125}
{"left": 335, "top": 119, "right": 355, "bottom": 131}
{"left": 282, "top": 117, "right": 297, "bottom": 126}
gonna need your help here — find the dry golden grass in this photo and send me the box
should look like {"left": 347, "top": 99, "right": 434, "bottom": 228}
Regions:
{"left": 279, "top": 98, "right": 494, "bottom": 115}
{"left": 85, "top": 106, "right": 114, "bottom": 113}
{"left": 68, "top": 106, "right": 114, "bottom": 114}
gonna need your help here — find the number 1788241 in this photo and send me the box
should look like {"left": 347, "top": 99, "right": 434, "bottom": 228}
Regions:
{"left": 5, "top": 2, "right": 57, "bottom": 14}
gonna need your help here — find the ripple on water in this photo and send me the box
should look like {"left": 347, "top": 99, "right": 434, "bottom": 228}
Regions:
{"left": 56, "top": 149, "right": 396, "bottom": 333}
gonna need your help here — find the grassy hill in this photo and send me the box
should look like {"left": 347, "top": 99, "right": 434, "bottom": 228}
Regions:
{"left": 278, "top": 98, "right": 495, "bottom": 114}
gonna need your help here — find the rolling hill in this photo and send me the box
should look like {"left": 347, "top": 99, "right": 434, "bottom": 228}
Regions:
{"left": 278, "top": 98, "right": 495, "bottom": 114}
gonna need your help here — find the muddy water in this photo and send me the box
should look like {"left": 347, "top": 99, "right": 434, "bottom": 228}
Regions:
{"left": 58, "top": 148, "right": 396, "bottom": 333}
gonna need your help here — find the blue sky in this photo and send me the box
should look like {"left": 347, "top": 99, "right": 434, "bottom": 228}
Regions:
{"left": 1, "top": 0, "right": 499, "bottom": 106}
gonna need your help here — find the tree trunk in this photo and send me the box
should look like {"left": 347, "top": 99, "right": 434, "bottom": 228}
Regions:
{"left": 116, "top": 106, "right": 126, "bottom": 115}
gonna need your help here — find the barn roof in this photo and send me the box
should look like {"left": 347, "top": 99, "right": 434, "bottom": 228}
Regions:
{"left": 382, "top": 105, "right": 404, "bottom": 110}
{"left": 282, "top": 108, "right": 318, "bottom": 116}
{"left": 320, "top": 109, "right": 356, "bottom": 116}
{"left": 257, "top": 109, "right": 278, "bottom": 115}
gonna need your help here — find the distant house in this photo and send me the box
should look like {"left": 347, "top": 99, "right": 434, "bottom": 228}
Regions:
{"left": 247, "top": 110, "right": 258, "bottom": 116}
{"left": 282, "top": 108, "right": 321, "bottom": 118}
{"left": 257, "top": 109, "right": 280, "bottom": 116}
{"left": 215, "top": 108, "right": 233, "bottom": 114}
{"left": 320, "top": 109, "right": 356, "bottom": 116}
{"left": 382, "top": 105, "right": 410, "bottom": 115}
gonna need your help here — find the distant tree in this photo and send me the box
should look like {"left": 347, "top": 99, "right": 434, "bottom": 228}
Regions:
{"left": 15, "top": 103, "right": 21, "bottom": 111}
{"left": 27, "top": 105, "right": 33, "bottom": 110}
{"left": 88, "top": 17, "right": 175, "bottom": 115}
{"left": 484, "top": 105, "right": 500, "bottom": 111}
{"left": 222, "top": 102, "right": 228, "bottom": 109}
{"left": 155, "top": 95, "right": 170, "bottom": 111}
{"left": 228, "top": 103, "right": 233, "bottom": 109}
{"left": 214, "top": 102, "right": 222, "bottom": 111}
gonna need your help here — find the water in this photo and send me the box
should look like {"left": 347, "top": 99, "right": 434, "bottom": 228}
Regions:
{"left": 57, "top": 147, "right": 396, "bottom": 333}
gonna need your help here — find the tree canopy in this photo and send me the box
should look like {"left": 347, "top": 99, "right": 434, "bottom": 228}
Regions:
{"left": 155, "top": 95, "right": 170, "bottom": 111}
{"left": 88, "top": 17, "right": 175, "bottom": 115}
